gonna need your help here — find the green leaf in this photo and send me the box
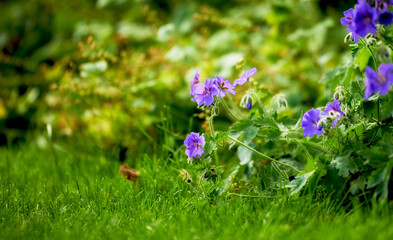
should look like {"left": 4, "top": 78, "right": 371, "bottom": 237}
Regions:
{"left": 350, "top": 78, "right": 364, "bottom": 96}
{"left": 350, "top": 44, "right": 359, "bottom": 58}
{"left": 237, "top": 145, "right": 253, "bottom": 165}
{"left": 287, "top": 170, "right": 315, "bottom": 195}
{"left": 358, "top": 146, "right": 389, "bottom": 168}
{"left": 354, "top": 45, "right": 371, "bottom": 71}
{"left": 255, "top": 117, "right": 281, "bottom": 141}
{"left": 203, "top": 141, "right": 217, "bottom": 156}
{"left": 342, "top": 63, "right": 355, "bottom": 89}
{"left": 330, "top": 153, "right": 357, "bottom": 177}
{"left": 367, "top": 162, "right": 393, "bottom": 200}
{"left": 203, "top": 135, "right": 217, "bottom": 156}
{"left": 214, "top": 131, "right": 229, "bottom": 143}
{"left": 229, "top": 119, "right": 259, "bottom": 143}
{"left": 345, "top": 122, "right": 364, "bottom": 136}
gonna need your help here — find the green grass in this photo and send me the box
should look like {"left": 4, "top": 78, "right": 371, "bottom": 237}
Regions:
{"left": 1, "top": 143, "right": 393, "bottom": 240}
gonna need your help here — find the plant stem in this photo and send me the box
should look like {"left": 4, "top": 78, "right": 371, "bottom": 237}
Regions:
{"left": 249, "top": 89, "right": 265, "bottom": 114}
{"left": 214, "top": 150, "right": 219, "bottom": 167}
{"left": 377, "top": 97, "right": 381, "bottom": 125}
{"left": 226, "top": 94, "right": 243, "bottom": 117}
{"left": 219, "top": 97, "right": 241, "bottom": 121}
{"left": 199, "top": 173, "right": 208, "bottom": 198}
{"left": 208, "top": 113, "right": 216, "bottom": 138}
{"left": 188, "top": 182, "right": 204, "bottom": 199}
{"left": 272, "top": 161, "right": 289, "bottom": 180}
{"left": 229, "top": 136, "right": 301, "bottom": 173}
{"left": 279, "top": 137, "right": 329, "bottom": 154}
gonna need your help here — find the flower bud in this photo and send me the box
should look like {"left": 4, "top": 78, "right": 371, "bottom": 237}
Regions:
{"left": 366, "top": 37, "right": 377, "bottom": 45}
{"left": 317, "top": 117, "right": 328, "bottom": 129}
{"left": 333, "top": 86, "right": 346, "bottom": 102}
{"left": 271, "top": 93, "right": 288, "bottom": 111}
{"left": 179, "top": 169, "right": 191, "bottom": 182}
{"left": 377, "top": 24, "right": 385, "bottom": 34}
{"left": 344, "top": 33, "right": 356, "bottom": 43}
{"left": 240, "top": 91, "right": 253, "bottom": 109}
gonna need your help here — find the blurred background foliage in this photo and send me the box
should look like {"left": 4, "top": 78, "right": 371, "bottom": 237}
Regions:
{"left": 0, "top": 0, "right": 353, "bottom": 158}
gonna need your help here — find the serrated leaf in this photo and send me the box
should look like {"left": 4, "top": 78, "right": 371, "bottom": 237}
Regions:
{"left": 345, "top": 122, "right": 364, "bottom": 136}
{"left": 350, "top": 44, "right": 359, "bottom": 58}
{"left": 229, "top": 119, "right": 259, "bottom": 143}
{"left": 367, "top": 162, "right": 393, "bottom": 200}
{"left": 214, "top": 131, "right": 228, "bottom": 142}
{"left": 287, "top": 170, "right": 315, "bottom": 195}
{"left": 256, "top": 117, "right": 281, "bottom": 141}
{"left": 350, "top": 78, "right": 364, "bottom": 95}
{"left": 330, "top": 153, "right": 356, "bottom": 177}
{"left": 358, "top": 146, "right": 389, "bottom": 167}
{"left": 203, "top": 141, "right": 217, "bottom": 156}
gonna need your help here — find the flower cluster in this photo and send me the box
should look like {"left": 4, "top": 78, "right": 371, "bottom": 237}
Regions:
{"left": 301, "top": 99, "right": 344, "bottom": 137}
{"left": 185, "top": 67, "right": 257, "bottom": 158}
{"left": 341, "top": 0, "right": 393, "bottom": 42}
{"left": 189, "top": 68, "right": 257, "bottom": 107}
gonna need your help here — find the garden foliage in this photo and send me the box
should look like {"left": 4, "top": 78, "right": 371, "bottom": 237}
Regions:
{"left": 0, "top": 0, "right": 347, "bottom": 156}
{"left": 182, "top": 0, "right": 393, "bottom": 202}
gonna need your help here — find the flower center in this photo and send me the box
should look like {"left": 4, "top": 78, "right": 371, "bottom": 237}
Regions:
{"left": 381, "top": 12, "right": 390, "bottom": 21}
{"left": 364, "top": 15, "right": 371, "bottom": 23}
{"left": 378, "top": 73, "right": 387, "bottom": 84}
{"left": 220, "top": 83, "right": 228, "bottom": 90}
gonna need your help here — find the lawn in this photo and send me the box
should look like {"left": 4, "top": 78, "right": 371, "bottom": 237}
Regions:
{"left": 1, "top": 144, "right": 392, "bottom": 240}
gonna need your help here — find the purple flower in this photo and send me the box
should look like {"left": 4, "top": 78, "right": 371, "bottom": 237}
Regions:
{"left": 190, "top": 68, "right": 201, "bottom": 96}
{"left": 323, "top": 99, "right": 344, "bottom": 126}
{"left": 184, "top": 132, "right": 205, "bottom": 158}
{"left": 341, "top": 8, "right": 355, "bottom": 29}
{"left": 193, "top": 78, "right": 219, "bottom": 106}
{"left": 353, "top": 1, "right": 378, "bottom": 37}
{"left": 378, "top": 10, "right": 393, "bottom": 25}
{"left": 373, "top": 1, "right": 393, "bottom": 25}
{"left": 214, "top": 76, "right": 236, "bottom": 97}
{"left": 233, "top": 67, "right": 258, "bottom": 86}
{"left": 301, "top": 108, "right": 323, "bottom": 137}
{"left": 246, "top": 102, "right": 252, "bottom": 109}
{"left": 341, "top": 8, "right": 360, "bottom": 42}
{"left": 364, "top": 63, "right": 393, "bottom": 100}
